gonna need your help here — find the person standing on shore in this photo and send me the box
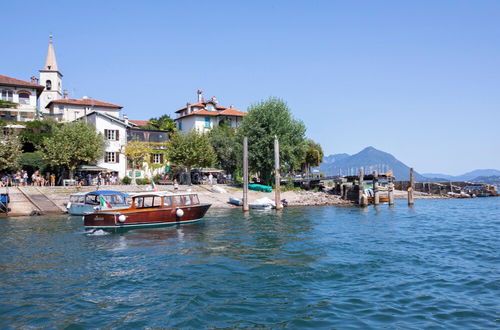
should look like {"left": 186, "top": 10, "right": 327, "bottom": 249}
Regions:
{"left": 50, "top": 173, "right": 56, "bottom": 187}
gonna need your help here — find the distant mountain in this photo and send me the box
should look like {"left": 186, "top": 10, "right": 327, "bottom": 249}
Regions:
{"left": 323, "top": 153, "right": 350, "bottom": 164}
{"left": 470, "top": 175, "right": 500, "bottom": 187}
{"left": 320, "top": 146, "right": 426, "bottom": 181}
{"left": 422, "top": 169, "right": 500, "bottom": 181}
{"left": 421, "top": 173, "right": 455, "bottom": 180}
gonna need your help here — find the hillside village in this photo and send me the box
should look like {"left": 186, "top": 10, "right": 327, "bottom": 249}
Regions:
{"left": 0, "top": 37, "right": 252, "bottom": 183}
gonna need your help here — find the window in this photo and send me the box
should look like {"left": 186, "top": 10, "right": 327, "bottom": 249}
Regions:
{"left": 173, "top": 196, "right": 182, "bottom": 206}
{"left": 1, "top": 90, "right": 13, "bottom": 102}
{"left": 206, "top": 104, "right": 214, "bottom": 111}
{"left": 104, "top": 129, "right": 119, "bottom": 141}
{"left": 58, "top": 106, "right": 64, "bottom": 114}
{"left": 178, "top": 122, "right": 182, "bottom": 131}
{"left": 18, "top": 92, "right": 30, "bottom": 104}
{"left": 134, "top": 196, "right": 162, "bottom": 208}
{"left": 105, "top": 152, "right": 119, "bottom": 163}
{"left": 46, "top": 80, "right": 52, "bottom": 90}
{"left": 164, "top": 197, "right": 172, "bottom": 207}
{"left": 204, "top": 117, "right": 211, "bottom": 128}
{"left": 183, "top": 195, "right": 192, "bottom": 205}
{"left": 152, "top": 154, "right": 163, "bottom": 164}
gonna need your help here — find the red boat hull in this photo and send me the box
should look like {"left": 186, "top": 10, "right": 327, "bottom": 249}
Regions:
{"left": 84, "top": 203, "right": 211, "bottom": 229}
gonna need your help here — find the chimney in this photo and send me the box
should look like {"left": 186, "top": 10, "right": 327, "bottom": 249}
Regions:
{"left": 123, "top": 114, "right": 129, "bottom": 125}
{"left": 30, "top": 76, "right": 39, "bottom": 84}
{"left": 230, "top": 104, "right": 234, "bottom": 109}
{"left": 186, "top": 102, "right": 191, "bottom": 114}
{"left": 63, "top": 90, "right": 68, "bottom": 99}
{"left": 197, "top": 89, "right": 203, "bottom": 103}
{"left": 211, "top": 96, "right": 218, "bottom": 105}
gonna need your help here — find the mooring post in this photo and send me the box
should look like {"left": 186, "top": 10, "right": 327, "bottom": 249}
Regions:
{"left": 358, "top": 168, "right": 367, "bottom": 206}
{"left": 274, "top": 136, "right": 282, "bottom": 210}
{"left": 373, "top": 170, "right": 380, "bottom": 205}
{"left": 388, "top": 173, "right": 394, "bottom": 206}
{"left": 243, "top": 136, "right": 249, "bottom": 212}
{"left": 408, "top": 167, "right": 414, "bottom": 206}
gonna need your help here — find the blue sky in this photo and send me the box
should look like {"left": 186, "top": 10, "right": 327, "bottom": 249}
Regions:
{"left": 3, "top": 0, "right": 499, "bottom": 175}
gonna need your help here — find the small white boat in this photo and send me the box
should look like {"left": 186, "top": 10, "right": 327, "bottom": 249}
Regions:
{"left": 249, "top": 197, "right": 279, "bottom": 210}
{"left": 228, "top": 197, "right": 243, "bottom": 206}
{"left": 67, "top": 191, "right": 130, "bottom": 215}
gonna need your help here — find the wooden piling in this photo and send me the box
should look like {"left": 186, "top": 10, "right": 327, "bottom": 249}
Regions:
{"left": 373, "top": 170, "right": 380, "bottom": 205}
{"left": 358, "top": 168, "right": 367, "bottom": 206}
{"left": 387, "top": 178, "right": 394, "bottom": 206}
{"left": 242, "top": 136, "right": 249, "bottom": 212}
{"left": 274, "top": 136, "right": 282, "bottom": 210}
{"left": 408, "top": 167, "right": 414, "bottom": 206}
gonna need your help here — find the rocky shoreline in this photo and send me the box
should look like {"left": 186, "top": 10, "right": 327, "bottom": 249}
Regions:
{"left": 1, "top": 184, "right": 453, "bottom": 217}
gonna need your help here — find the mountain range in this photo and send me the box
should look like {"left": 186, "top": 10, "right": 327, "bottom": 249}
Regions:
{"left": 320, "top": 146, "right": 500, "bottom": 184}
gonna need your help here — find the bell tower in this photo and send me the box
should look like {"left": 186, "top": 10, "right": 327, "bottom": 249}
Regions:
{"left": 39, "top": 35, "right": 63, "bottom": 113}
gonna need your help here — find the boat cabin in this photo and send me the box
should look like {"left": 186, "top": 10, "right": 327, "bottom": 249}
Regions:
{"left": 67, "top": 190, "right": 129, "bottom": 215}
{"left": 130, "top": 193, "right": 199, "bottom": 210}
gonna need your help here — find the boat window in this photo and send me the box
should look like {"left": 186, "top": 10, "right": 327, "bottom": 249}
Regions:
{"left": 111, "top": 195, "right": 126, "bottom": 204}
{"left": 191, "top": 195, "right": 199, "bottom": 205}
{"left": 85, "top": 195, "right": 99, "bottom": 205}
{"left": 78, "top": 196, "right": 85, "bottom": 203}
{"left": 173, "top": 196, "right": 182, "bottom": 206}
{"left": 70, "top": 196, "right": 79, "bottom": 203}
{"left": 183, "top": 195, "right": 192, "bottom": 205}
{"left": 134, "top": 196, "right": 161, "bottom": 208}
{"left": 164, "top": 196, "right": 172, "bottom": 207}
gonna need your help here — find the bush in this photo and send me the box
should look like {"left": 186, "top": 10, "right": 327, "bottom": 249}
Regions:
{"left": 136, "top": 178, "right": 150, "bottom": 185}
{"left": 121, "top": 176, "right": 131, "bottom": 185}
{"left": 152, "top": 174, "right": 162, "bottom": 183}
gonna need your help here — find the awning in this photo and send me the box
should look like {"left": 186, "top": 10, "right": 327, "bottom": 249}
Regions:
{"left": 77, "top": 165, "right": 111, "bottom": 172}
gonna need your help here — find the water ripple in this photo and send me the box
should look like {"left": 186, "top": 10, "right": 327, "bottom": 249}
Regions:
{"left": 1, "top": 198, "right": 499, "bottom": 328}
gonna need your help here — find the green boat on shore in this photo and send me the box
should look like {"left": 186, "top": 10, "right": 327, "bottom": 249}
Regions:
{"left": 248, "top": 184, "right": 272, "bottom": 193}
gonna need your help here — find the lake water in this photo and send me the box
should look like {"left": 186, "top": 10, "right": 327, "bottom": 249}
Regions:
{"left": 1, "top": 198, "right": 499, "bottom": 328}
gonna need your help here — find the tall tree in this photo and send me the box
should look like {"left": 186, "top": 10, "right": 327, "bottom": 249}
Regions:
{"left": 124, "top": 141, "right": 153, "bottom": 185}
{"left": 19, "top": 119, "right": 59, "bottom": 151}
{"left": 145, "top": 114, "right": 176, "bottom": 133}
{"left": 39, "top": 122, "right": 105, "bottom": 179}
{"left": 0, "top": 135, "right": 22, "bottom": 172}
{"left": 208, "top": 123, "right": 239, "bottom": 175}
{"left": 302, "top": 139, "right": 324, "bottom": 174}
{"left": 238, "top": 97, "right": 307, "bottom": 185}
{"left": 167, "top": 130, "right": 216, "bottom": 185}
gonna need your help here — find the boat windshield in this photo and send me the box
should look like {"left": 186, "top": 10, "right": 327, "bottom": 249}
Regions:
{"left": 85, "top": 194, "right": 127, "bottom": 205}
{"left": 70, "top": 195, "right": 85, "bottom": 203}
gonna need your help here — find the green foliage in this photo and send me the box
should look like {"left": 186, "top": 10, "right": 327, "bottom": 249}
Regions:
{"left": 136, "top": 178, "right": 150, "bottom": 185}
{"left": 123, "top": 140, "right": 151, "bottom": 184}
{"left": 144, "top": 114, "right": 176, "bottom": 133}
{"left": 0, "top": 135, "right": 22, "bottom": 171}
{"left": 0, "top": 119, "right": 6, "bottom": 127}
{"left": 208, "top": 124, "right": 239, "bottom": 175}
{"left": 302, "top": 139, "right": 324, "bottom": 171}
{"left": 238, "top": 97, "right": 307, "bottom": 185}
{"left": 19, "top": 152, "right": 49, "bottom": 173}
{"left": 121, "top": 176, "right": 131, "bottom": 185}
{"left": 19, "top": 119, "right": 59, "bottom": 150}
{"left": 39, "top": 122, "right": 105, "bottom": 178}
{"left": 167, "top": 130, "right": 216, "bottom": 185}
{"left": 152, "top": 174, "right": 163, "bottom": 183}
{"left": 0, "top": 100, "right": 18, "bottom": 109}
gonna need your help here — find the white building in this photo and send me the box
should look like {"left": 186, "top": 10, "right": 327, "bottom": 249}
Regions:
{"left": 37, "top": 36, "right": 122, "bottom": 122}
{"left": 0, "top": 74, "right": 44, "bottom": 122}
{"left": 174, "top": 90, "right": 246, "bottom": 133}
{"left": 82, "top": 111, "right": 169, "bottom": 179}
{"left": 46, "top": 97, "right": 122, "bottom": 122}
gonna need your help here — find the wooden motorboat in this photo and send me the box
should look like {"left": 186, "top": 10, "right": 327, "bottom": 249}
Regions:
{"left": 84, "top": 192, "right": 211, "bottom": 229}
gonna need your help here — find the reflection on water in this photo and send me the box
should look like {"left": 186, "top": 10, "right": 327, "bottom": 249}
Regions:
{"left": 1, "top": 198, "right": 499, "bottom": 328}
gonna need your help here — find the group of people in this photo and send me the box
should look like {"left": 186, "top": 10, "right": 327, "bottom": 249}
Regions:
{"left": 76, "top": 172, "right": 119, "bottom": 187}
{"left": 0, "top": 171, "right": 56, "bottom": 187}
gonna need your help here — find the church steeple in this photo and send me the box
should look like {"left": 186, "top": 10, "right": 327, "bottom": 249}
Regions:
{"left": 44, "top": 35, "right": 58, "bottom": 71}
{"left": 39, "top": 35, "right": 63, "bottom": 113}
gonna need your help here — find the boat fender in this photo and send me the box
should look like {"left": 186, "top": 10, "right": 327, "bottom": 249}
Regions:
{"left": 66, "top": 202, "right": 71, "bottom": 209}
{"left": 118, "top": 215, "right": 127, "bottom": 223}
{"left": 176, "top": 208, "right": 184, "bottom": 217}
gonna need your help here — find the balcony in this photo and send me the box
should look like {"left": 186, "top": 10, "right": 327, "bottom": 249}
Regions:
{"left": 127, "top": 128, "right": 169, "bottom": 144}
